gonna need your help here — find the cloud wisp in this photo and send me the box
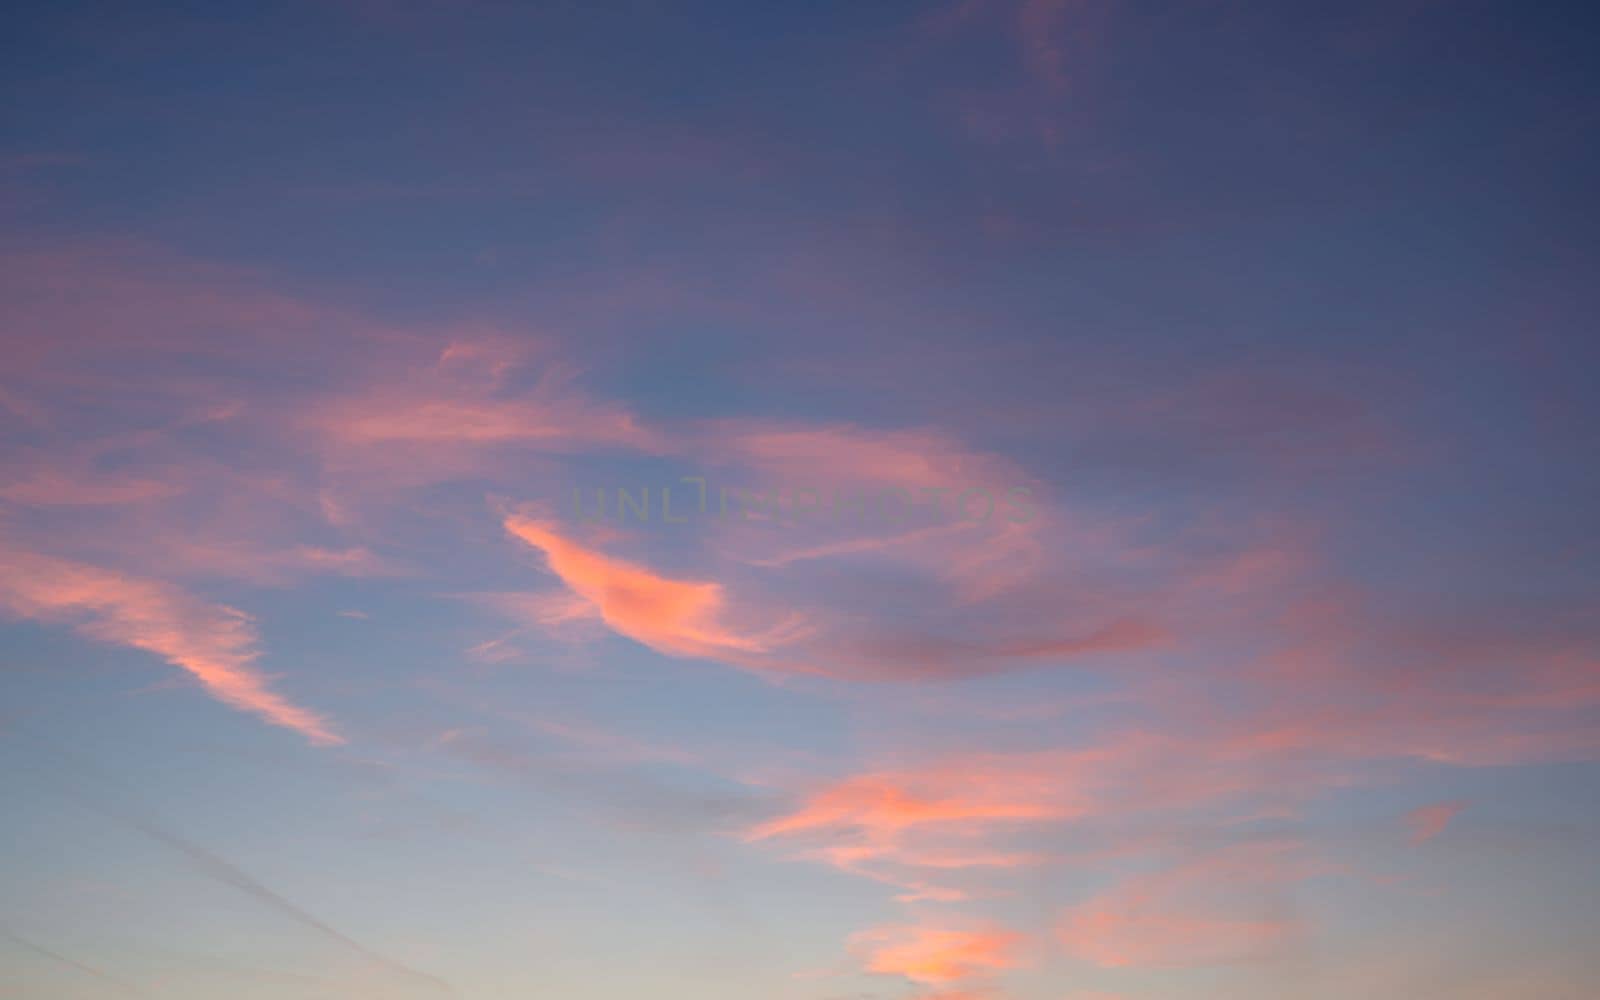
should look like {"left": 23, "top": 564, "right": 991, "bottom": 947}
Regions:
{"left": 502, "top": 513, "right": 808, "bottom": 663}
{"left": 0, "top": 542, "right": 340, "bottom": 745}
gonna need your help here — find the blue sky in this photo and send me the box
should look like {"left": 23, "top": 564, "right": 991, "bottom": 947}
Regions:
{"left": 2, "top": 2, "right": 1597, "bottom": 998}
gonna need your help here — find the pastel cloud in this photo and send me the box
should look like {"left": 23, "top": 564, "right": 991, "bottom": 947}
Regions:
{"left": 1405, "top": 801, "right": 1467, "bottom": 845}
{"left": 1060, "top": 903, "right": 1295, "bottom": 969}
{"left": 0, "top": 467, "right": 183, "bottom": 507}
{"left": 1018, "top": 0, "right": 1072, "bottom": 95}
{"left": 315, "top": 339, "right": 660, "bottom": 451}
{"left": 687, "top": 420, "right": 1207, "bottom": 679}
{"left": 1057, "top": 842, "right": 1313, "bottom": 969}
{"left": 743, "top": 716, "right": 1354, "bottom": 912}
{"left": 738, "top": 585, "right": 1596, "bottom": 944}
{"left": 0, "top": 240, "right": 339, "bottom": 373}
{"left": 503, "top": 514, "right": 804, "bottom": 661}
{"left": 853, "top": 921, "right": 1025, "bottom": 986}
{"left": 747, "top": 766, "right": 1067, "bottom": 844}
{"left": 0, "top": 229, "right": 1583, "bottom": 1000}
{"left": 0, "top": 4, "right": 1591, "bottom": 996}
{"left": 746, "top": 753, "right": 1087, "bottom": 901}
{"left": 0, "top": 542, "right": 340, "bottom": 745}
{"left": 1238, "top": 595, "right": 1600, "bottom": 768}
{"left": 712, "top": 423, "right": 997, "bottom": 491}
{"left": 703, "top": 421, "right": 1050, "bottom": 601}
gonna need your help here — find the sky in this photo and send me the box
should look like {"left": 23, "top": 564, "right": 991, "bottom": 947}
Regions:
{"left": 0, "top": 1, "right": 1597, "bottom": 998}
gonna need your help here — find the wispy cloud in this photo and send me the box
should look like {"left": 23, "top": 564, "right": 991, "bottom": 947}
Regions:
{"left": 1057, "top": 840, "right": 1317, "bottom": 969}
{"left": 502, "top": 513, "right": 807, "bottom": 662}
{"left": 852, "top": 920, "right": 1025, "bottom": 987}
{"left": 0, "top": 542, "right": 340, "bottom": 745}
{"left": 1405, "top": 801, "right": 1467, "bottom": 845}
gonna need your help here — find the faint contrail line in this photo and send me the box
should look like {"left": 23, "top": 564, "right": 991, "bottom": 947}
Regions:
{"left": 1, "top": 926, "right": 151, "bottom": 998}
{"left": 100, "top": 805, "right": 453, "bottom": 992}
{"left": 9, "top": 736, "right": 454, "bottom": 995}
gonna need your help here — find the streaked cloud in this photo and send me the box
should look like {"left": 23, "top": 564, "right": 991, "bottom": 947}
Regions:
{"left": 0, "top": 542, "right": 339, "bottom": 745}
{"left": 1405, "top": 801, "right": 1467, "bottom": 845}
{"left": 1057, "top": 841, "right": 1316, "bottom": 969}
{"left": 503, "top": 513, "right": 807, "bottom": 661}
{"left": 852, "top": 921, "right": 1025, "bottom": 986}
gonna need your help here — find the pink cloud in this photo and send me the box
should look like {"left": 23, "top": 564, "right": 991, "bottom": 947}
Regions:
{"left": 0, "top": 240, "right": 355, "bottom": 384}
{"left": 744, "top": 748, "right": 1124, "bottom": 900}
{"left": 1058, "top": 842, "right": 1315, "bottom": 969}
{"left": 1405, "top": 801, "right": 1467, "bottom": 845}
{"left": 700, "top": 420, "right": 1051, "bottom": 598}
{"left": 747, "top": 765, "right": 1068, "bottom": 845}
{"left": 0, "top": 542, "right": 340, "bottom": 745}
{"left": 503, "top": 514, "right": 805, "bottom": 662}
{"left": 1018, "top": 0, "right": 1072, "bottom": 95}
{"left": 0, "top": 467, "right": 183, "bottom": 506}
{"left": 314, "top": 339, "right": 661, "bottom": 451}
{"left": 746, "top": 766, "right": 1063, "bottom": 899}
{"left": 853, "top": 921, "right": 1025, "bottom": 986}
{"left": 1235, "top": 594, "right": 1600, "bottom": 768}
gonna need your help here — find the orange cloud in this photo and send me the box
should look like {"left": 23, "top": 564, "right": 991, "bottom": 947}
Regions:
{"left": 741, "top": 709, "right": 1393, "bottom": 914}
{"left": 746, "top": 755, "right": 1079, "bottom": 901}
{"left": 853, "top": 922, "right": 1025, "bottom": 986}
{"left": 1405, "top": 801, "right": 1467, "bottom": 845}
{"left": 746, "top": 728, "right": 1300, "bottom": 860}
{"left": 503, "top": 515, "right": 803, "bottom": 661}
{"left": 0, "top": 543, "right": 340, "bottom": 745}
{"left": 748, "top": 769, "right": 1065, "bottom": 843}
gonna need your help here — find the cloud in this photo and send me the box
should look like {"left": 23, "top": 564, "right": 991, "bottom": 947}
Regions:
{"left": 741, "top": 710, "right": 1357, "bottom": 908}
{"left": 1238, "top": 594, "right": 1600, "bottom": 768}
{"left": 314, "top": 338, "right": 662, "bottom": 452}
{"left": 745, "top": 753, "right": 1084, "bottom": 901}
{"left": 502, "top": 514, "right": 806, "bottom": 661}
{"left": 0, "top": 542, "right": 340, "bottom": 745}
{"left": 853, "top": 921, "right": 1025, "bottom": 986}
{"left": 1057, "top": 841, "right": 1315, "bottom": 969}
{"left": 0, "top": 239, "right": 353, "bottom": 382}
{"left": 747, "top": 767, "right": 1066, "bottom": 844}
{"left": 1018, "top": 0, "right": 1073, "bottom": 95}
{"left": 0, "top": 467, "right": 183, "bottom": 506}
{"left": 1060, "top": 903, "right": 1295, "bottom": 970}
{"left": 820, "top": 618, "right": 1169, "bottom": 680}
{"left": 1405, "top": 801, "right": 1467, "bottom": 845}
{"left": 701, "top": 421, "right": 1051, "bottom": 601}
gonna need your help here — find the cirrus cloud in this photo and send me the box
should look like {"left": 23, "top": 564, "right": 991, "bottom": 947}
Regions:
{"left": 0, "top": 541, "right": 340, "bottom": 745}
